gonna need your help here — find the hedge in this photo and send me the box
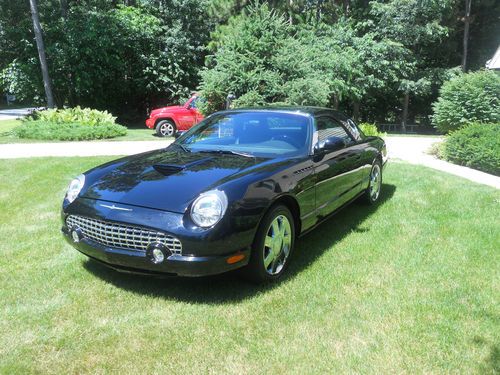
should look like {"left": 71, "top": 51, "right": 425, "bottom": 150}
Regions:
{"left": 432, "top": 70, "right": 500, "bottom": 133}
{"left": 442, "top": 123, "right": 500, "bottom": 176}
{"left": 14, "top": 121, "right": 127, "bottom": 141}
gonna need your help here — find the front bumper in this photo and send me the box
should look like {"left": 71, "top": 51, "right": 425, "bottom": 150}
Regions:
{"left": 62, "top": 227, "right": 250, "bottom": 276}
{"left": 145, "top": 117, "right": 155, "bottom": 129}
{"left": 61, "top": 198, "right": 255, "bottom": 277}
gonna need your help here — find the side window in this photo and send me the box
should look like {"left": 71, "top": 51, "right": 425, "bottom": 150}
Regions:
{"left": 315, "top": 116, "right": 353, "bottom": 145}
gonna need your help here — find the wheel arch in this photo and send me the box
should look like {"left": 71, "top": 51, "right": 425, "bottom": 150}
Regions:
{"left": 263, "top": 194, "right": 302, "bottom": 238}
{"left": 155, "top": 117, "right": 177, "bottom": 128}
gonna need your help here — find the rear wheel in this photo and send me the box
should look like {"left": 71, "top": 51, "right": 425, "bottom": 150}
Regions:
{"left": 241, "top": 205, "right": 295, "bottom": 283}
{"left": 363, "top": 160, "right": 382, "bottom": 204}
{"left": 155, "top": 120, "right": 176, "bottom": 137}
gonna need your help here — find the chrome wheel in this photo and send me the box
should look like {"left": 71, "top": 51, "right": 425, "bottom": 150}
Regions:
{"left": 159, "top": 122, "right": 175, "bottom": 137}
{"left": 369, "top": 164, "right": 381, "bottom": 201}
{"left": 263, "top": 214, "right": 292, "bottom": 275}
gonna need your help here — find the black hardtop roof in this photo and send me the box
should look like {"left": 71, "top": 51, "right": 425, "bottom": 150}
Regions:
{"left": 217, "top": 106, "right": 350, "bottom": 120}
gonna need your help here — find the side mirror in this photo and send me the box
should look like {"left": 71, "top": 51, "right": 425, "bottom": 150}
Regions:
{"left": 314, "top": 136, "right": 346, "bottom": 153}
{"left": 174, "top": 131, "right": 185, "bottom": 139}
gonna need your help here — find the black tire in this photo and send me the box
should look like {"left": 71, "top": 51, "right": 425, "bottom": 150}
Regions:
{"left": 155, "top": 120, "right": 176, "bottom": 137}
{"left": 241, "top": 204, "right": 295, "bottom": 283}
{"left": 362, "top": 160, "right": 383, "bottom": 204}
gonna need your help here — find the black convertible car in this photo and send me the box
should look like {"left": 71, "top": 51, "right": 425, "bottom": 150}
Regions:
{"left": 62, "top": 107, "right": 387, "bottom": 282}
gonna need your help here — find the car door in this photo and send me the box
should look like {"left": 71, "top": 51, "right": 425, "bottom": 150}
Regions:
{"left": 313, "top": 116, "right": 365, "bottom": 218}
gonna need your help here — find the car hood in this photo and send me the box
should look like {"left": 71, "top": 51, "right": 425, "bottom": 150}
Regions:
{"left": 80, "top": 148, "right": 271, "bottom": 213}
{"left": 151, "top": 105, "right": 182, "bottom": 115}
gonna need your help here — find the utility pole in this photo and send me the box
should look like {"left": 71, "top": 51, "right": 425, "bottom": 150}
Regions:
{"left": 29, "top": 0, "right": 55, "bottom": 108}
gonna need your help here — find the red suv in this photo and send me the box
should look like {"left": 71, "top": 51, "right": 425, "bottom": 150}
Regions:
{"left": 146, "top": 94, "right": 204, "bottom": 137}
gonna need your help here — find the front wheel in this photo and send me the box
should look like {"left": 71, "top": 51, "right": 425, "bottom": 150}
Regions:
{"left": 241, "top": 205, "right": 295, "bottom": 283}
{"left": 363, "top": 160, "right": 382, "bottom": 204}
{"left": 155, "top": 120, "right": 176, "bottom": 137}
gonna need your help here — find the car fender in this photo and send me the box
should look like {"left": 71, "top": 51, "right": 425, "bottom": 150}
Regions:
{"left": 155, "top": 116, "right": 178, "bottom": 128}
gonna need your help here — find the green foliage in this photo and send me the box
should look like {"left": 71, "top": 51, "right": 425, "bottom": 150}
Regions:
{"left": 200, "top": 3, "right": 294, "bottom": 113}
{"left": 14, "top": 121, "right": 127, "bottom": 141}
{"left": 358, "top": 123, "right": 386, "bottom": 137}
{"left": 426, "top": 141, "right": 444, "bottom": 159}
{"left": 200, "top": 4, "right": 406, "bottom": 115}
{"left": 1, "top": 0, "right": 499, "bottom": 122}
{"left": 27, "top": 106, "right": 117, "bottom": 126}
{"left": 0, "top": 1, "right": 212, "bottom": 114}
{"left": 432, "top": 71, "right": 500, "bottom": 133}
{"left": 442, "top": 123, "right": 500, "bottom": 175}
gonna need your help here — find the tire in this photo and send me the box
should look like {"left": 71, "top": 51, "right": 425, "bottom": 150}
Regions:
{"left": 362, "top": 160, "right": 383, "bottom": 204}
{"left": 155, "top": 120, "right": 176, "bottom": 137}
{"left": 241, "top": 204, "right": 295, "bottom": 283}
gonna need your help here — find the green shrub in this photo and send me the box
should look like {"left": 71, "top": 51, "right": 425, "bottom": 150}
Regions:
{"left": 14, "top": 121, "right": 127, "bottom": 141}
{"left": 27, "top": 106, "right": 117, "bottom": 126}
{"left": 432, "top": 70, "right": 500, "bottom": 133}
{"left": 359, "top": 123, "right": 386, "bottom": 137}
{"left": 442, "top": 123, "right": 500, "bottom": 176}
{"left": 426, "top": 141, "right": 444, "bottom": 159}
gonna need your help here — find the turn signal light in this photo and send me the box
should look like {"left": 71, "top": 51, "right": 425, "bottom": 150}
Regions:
{"left": 226, "top": 253, "right": 245, "bottom": 264}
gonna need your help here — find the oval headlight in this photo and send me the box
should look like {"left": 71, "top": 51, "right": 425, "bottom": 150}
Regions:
{"left": 190, "top": 190, "right": 228, "bottom": 228}
{"left": 65, "top": 174, "right": 85, "bottom": 203}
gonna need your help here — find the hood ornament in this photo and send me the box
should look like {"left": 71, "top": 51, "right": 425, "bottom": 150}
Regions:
{"left": 100, "top": 204, "right": 133, "bottom": 212}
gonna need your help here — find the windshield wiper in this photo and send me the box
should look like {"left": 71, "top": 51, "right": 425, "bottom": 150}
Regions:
{"left": 169, "top": 143, "right": 191, "bottom": 153}
{"left": 198, "top": 149, "right": 254, "bottom": 158}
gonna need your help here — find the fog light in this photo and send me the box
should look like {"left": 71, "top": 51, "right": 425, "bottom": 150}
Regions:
{"left": 71, "top": 227, "right": 82, "bottom": 243}
{"left": 152, "top": 248, "right": 164, "bottom": 264}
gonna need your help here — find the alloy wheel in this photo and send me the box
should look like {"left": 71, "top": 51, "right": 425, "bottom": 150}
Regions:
{"left": 263, "top": 214, "right": 292, "bottom": 275}
{"left": 369, "top": 164, "right": 381, "bottom": 201}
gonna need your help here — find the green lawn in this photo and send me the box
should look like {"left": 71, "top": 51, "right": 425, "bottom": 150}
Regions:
{"left": 0, "top": 119, "right": 163, "bottom": 143}
{"left": 0, "top": 160, "right": 498, "bottom": 374}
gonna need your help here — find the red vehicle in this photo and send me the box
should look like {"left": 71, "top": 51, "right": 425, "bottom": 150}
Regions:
{"left": 146, "top": 94, "right": 204, "bottom": 137}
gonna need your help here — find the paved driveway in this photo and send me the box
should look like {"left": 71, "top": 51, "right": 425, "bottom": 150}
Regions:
{"left": 385, "top": 136, "right": 499, "bottom": 189}
{"left": 0, "top": 135, "right": 498, "bottom": 189}
{"left": 0, "top": 107, "right": 37, "bottom": 121}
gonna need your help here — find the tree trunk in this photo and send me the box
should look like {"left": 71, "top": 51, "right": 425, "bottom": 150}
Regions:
{"left": 29, "top": 0, "right": 54, "bottom": 108}
{"left": 333, "top": 94, "right": 339, "bottom": 110}
{"left": 353, "top": 100, "right": 360, "bottom": 122}
{"left": 401, "top": 91, "right": 409, "bottom": 133}
{"left": 343, "top": 0, "right": 350, "bottom": 16}
{"left": 462, "top": 0, "right": 472, "bottom": 72}
{"left": 60, "top": 0, "right": 67, "bottom": 19}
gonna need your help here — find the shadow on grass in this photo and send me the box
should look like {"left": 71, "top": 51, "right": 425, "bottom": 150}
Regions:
{"left": 473, "top": 336, "right": 500, "bottom": 373}
{"left": 84, "top": 184, "right": 396, "bottom": 304}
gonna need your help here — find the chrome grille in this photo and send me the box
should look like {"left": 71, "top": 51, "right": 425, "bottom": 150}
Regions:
{"left": 66, "top": 215, "right": 182, "bottom": 255}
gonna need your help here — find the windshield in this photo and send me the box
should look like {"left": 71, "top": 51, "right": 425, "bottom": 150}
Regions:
{"left": 176, "top": 111, "right": 311, "bottom": 157}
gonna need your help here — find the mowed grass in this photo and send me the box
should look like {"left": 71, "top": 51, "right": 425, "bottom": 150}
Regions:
{"left": 0, "top": 159, "right": 498, "bottom": 374}
{"left": 0, "top": 119, "right": 162, "bottom": 143}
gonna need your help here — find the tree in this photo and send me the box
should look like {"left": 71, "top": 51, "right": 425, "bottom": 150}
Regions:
{"left": 28, "top": 0, "right": 54, "bottom": 108}
{"left": 432, "top": 70, "right": 500, "bottom": 133}
{"left": 462, "top": 0, "right": 472, "bottom": 71}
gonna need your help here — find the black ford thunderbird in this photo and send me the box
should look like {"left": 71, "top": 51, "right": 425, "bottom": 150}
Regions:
{"left": 61, "top": 107, "right": 387, "bottom": 282}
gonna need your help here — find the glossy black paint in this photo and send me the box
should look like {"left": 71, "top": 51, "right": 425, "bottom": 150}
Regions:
{"left": 61, "top": 107, "right": 387, "bottom": 276}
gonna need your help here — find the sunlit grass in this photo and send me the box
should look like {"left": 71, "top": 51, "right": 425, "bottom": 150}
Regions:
{"left": 0, "top": 159, "right": 498, "bottom": 374}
